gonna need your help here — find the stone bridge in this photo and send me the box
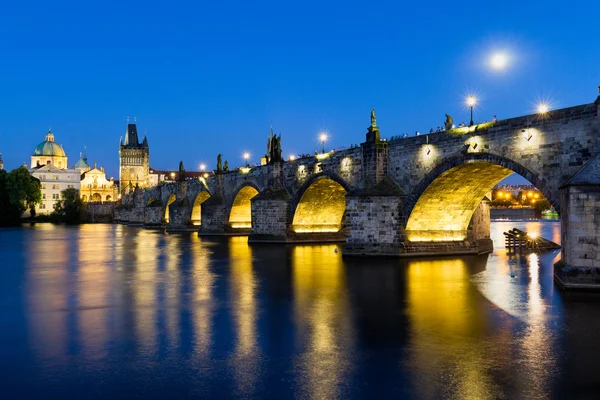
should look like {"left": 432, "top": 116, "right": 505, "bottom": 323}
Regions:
{"left": 116, "top": 93, "right": 600, "bottom": 289}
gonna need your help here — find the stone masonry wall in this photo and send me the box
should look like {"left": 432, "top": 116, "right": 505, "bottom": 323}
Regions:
{"left": 86, "top": 203, "right": 115, "bottom": 223}
{"left": 344, "top": 195, "right": 403, "bottom": 256}
{"left": 561, "top": 186, "right": 600, "bottom": 268}
{"left": 250, "top": 198, "right": 290, "bottom": 241}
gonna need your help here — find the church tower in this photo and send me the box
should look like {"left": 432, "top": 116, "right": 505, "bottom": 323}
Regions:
{"left": 119, "top": 121, "right": 150, "bottom": 192}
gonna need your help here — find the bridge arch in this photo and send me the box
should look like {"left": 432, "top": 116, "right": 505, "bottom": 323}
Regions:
{"left": 229, "top": 184, "right": 260, "bottom": 229}
{"left": 291, "top": 173, "right": 349, "bottom": 233}
{"left": 404, "top": 153, "right": 555, "bottom": 242}
{"left": 190, "top": 191, "right": 211, "bottom": 225}
{"left": 164, "top": 194, "right": 177, "bottom": 223}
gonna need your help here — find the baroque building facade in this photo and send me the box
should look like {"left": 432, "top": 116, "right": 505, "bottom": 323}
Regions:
{"left": 29, "top": 130, "right": 80, "bottom": 215}
{"left": 119, "top": 123, "right": 150, "bottom": 192}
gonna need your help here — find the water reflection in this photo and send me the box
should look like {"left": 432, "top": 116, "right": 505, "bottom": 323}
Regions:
{"left": 3, "top": 221, "right": 599, "bottom": 398}
{"left": 405, "top": 257, "right": 502, "bottom": 399}
{"left": 292, "top": 244, "right": 353, "bottom": 400}
{"left": 228, "top": 236, "right": 260, "bottom": 395}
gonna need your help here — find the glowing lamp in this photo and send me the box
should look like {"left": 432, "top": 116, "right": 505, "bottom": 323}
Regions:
{"left": 289, "top": 155, "right": 296, "bottom": 161}
{"left": 466, "top": 96, "right": 477, "bottom": 126}
{"left": 200, "top": 163, "right": 206, "bottom": 171}
{"left": 528, "top": 232, "right": 538, "bottom": 239}
{"left": 537, "top": 103, "right": 550, "bottom": 114}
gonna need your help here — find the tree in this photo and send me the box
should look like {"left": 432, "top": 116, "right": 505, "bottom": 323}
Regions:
{"left": 0, "top": 166, "right": 42, "bottom": 226}
{"left": 53, "top": 188, "right": 86, "bottom": 224}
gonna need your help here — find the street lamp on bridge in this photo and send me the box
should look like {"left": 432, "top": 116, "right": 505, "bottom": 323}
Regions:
{"left": 467, "top": 96, "right": 477, "bottom": 126}
{"left": 537, "top": 102, "right": 550, "bottom": 114}
{"left": 243, "top": 152, "right": 250, "bottom": 167}
{"left": 319, "top": 133, "right": 327, "bottom": 154}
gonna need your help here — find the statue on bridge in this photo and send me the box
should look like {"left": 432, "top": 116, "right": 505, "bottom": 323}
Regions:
{"left": 217, "top": 153, "right": 223, "bottom": 172}
{"left": 444, "top": 114, "right": 454, "bottom": 131}
{"left": 371, "top": 107, "right": 377, "bottom": 127}
{"left": 178, "top": 161, "right": 186, "bottom": 181}
{"left": 266, "top": 129, "right": 283, "bottom": 164}
{"left": 224, "top": 160, "right": 229, "bottom": 172}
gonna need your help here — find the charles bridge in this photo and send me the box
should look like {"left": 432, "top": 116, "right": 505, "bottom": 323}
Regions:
{"left": 114, "top": 92, "right": 600, "bottom": 289}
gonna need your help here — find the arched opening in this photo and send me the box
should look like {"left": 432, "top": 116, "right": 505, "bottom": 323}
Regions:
{"left": 406, "top": 162, "right": 516, "bottom": 242}
{"left": 106, "top": 195, "right": 112, "bottom": 201}
{"left": 164, "top": 194, "right": 177, "bottom": 223}
{"left": 191, "top": 191, "right": 211, "bottom": 225}
{"left": 229, "top": 186, "right": 259, "bottom": 229}
{"left": 92, "top": 193, "right": 102, "bottom": 202}
{"left": 82, "top": 195, "right": 87, "bottom": 202}
{"left": 292, "top": 178, "right": 346, "bottom": 233}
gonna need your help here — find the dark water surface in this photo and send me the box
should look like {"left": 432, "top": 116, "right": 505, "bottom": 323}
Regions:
{"left": 2, "top": 222, "right": 600, "bottom": 399}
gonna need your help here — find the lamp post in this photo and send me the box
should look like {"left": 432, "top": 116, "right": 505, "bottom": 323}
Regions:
{"left": 243, "top": 152, "right": 250, "bottom": 167}
{"left": 467, "top": 96, "right": 476, "bottom": 126}
{"left": 200, "top": 163, "right": 206, "bottom": 171}
{"left": 320, "top": 133, "right": 327, "bottom": 154}
{"left": 537, "top": 103, "right": 549, "bottom": 114}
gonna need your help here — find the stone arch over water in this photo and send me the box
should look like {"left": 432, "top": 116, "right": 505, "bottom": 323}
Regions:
{"left": 229, "top": 186, "right": 259, "bottom": 229}
{"left": 291, "top": 175, "right": 347, "bottom": 233}
{"left": 404, "top": 153, "right": 552, "bottom": 242}
{"left": 164, "top": 194, "right": 176, "bottom": 223}
{"left": 190, "top": 191, "right": 211, "bottom": 226}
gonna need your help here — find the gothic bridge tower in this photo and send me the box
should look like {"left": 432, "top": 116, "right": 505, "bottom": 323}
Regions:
{"left": 119, "top": 121, "right": 150, "bottom": 193}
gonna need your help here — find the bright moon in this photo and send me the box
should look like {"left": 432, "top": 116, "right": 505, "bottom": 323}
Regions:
{"left": 490, "top": 53, "right": 508, "bottom": 70}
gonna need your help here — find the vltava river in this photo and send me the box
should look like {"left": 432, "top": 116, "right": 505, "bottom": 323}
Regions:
{"left": 1, "top": 221, "right": 600, "bottom": 399}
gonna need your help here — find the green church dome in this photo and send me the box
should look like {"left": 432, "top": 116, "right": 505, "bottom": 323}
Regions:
{"left": 33, "top": 130, "right": 67, "bottom": 157}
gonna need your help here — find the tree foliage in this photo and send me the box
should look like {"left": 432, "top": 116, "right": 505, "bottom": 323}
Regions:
{"left": 0, "top": 166, "right": 42, "bottom": 226}
{"left": 53, "top": 188, "right": 86, "bottom": 224}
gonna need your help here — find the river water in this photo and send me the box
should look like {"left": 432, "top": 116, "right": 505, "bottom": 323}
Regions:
{"left": 1, "top": 221, "right": 600, "bottom": 399}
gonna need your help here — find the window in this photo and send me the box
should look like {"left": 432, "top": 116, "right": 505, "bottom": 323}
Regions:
{"left": 42, "top": 194, "right": 46, "bottom": 199}
{"left": 53, "top": 175, "right": 58, "bottom": 180}
{"left": 67, "top": 176, "right": 71, "bottom": 180}
{"left": 52, "top": 194, "right": 59, "bottom": 200}
{"left": 40, "top": 204, "right": 46, "bottom": 209}
{"left": 52, "top": 184, "right": 58, "bottom": 189}
{"left": 41, "top": 184, "right": 46, "bottom": 189}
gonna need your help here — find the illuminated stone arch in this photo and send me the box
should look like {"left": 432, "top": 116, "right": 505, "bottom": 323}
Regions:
{"left": 164, "top": 194, "right": 177, "bottom": 223}
{"left": 291, "top": 174, "right": 348, "bottom": 233}
{"left": 92, "top": 193, "right": 102, "bottom": 202}
{"left": 190, "top": 191, "right": 211, "bottom": 226}
{"left": 404, "top": 153, "right": 553, "bottom": 242}
{"left": 229, "top": 185, "right": 259, "bottom": 229}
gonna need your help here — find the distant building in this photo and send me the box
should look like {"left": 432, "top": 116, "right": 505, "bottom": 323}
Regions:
{"left": 29, "top": 130, "right": 80, "bottom": 214}
{"left": 119, "top": 123, "right": 149, "bottom": 192}
{"left": 73, "top": 150, "right": 91, "bottom": 174}
{"left": 31, "top": 129, "right": 69, "bottom": 169}
{"left": 80, "top": 162, "right": 118, "bottom": 202}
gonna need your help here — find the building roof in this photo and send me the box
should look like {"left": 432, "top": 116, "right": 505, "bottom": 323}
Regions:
{"left": 73, "top": 152, "right": 90, "bottom": 170}
{"left": 33, "top": 129, "right": 67, "bottom": 157}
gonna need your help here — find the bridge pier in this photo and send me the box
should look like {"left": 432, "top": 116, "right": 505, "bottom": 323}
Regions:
{"left": 199, "top": 196, "right": 231, "bottom": 233}
{"left": 555, "top": 155, "right": 600, "bottom": 289}
{"left": 344, "top": 177, "right": 405, "bottom": 256}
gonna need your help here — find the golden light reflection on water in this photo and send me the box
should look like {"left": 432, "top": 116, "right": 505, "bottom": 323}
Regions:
{"left": 228, "top": 236, "right": 260, "bottom": 393}
{"left": 189, "top": 234, "right": 214, "bottom": 356}
{"left": 406, "top": 258, "right": 500, "bottom": 399}
{"left": 292, "top": 244, "right": 353, "bottom": 400}
{"left": 26, "top": 226, "right": 71, "bottom": 361}
{"left": 75, "top": 224, "right": 114, "bottom": 360}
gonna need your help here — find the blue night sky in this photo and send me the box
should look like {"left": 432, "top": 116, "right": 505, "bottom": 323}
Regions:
{"left": 1, "top": 1, "right": 599, "bottom": 185}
